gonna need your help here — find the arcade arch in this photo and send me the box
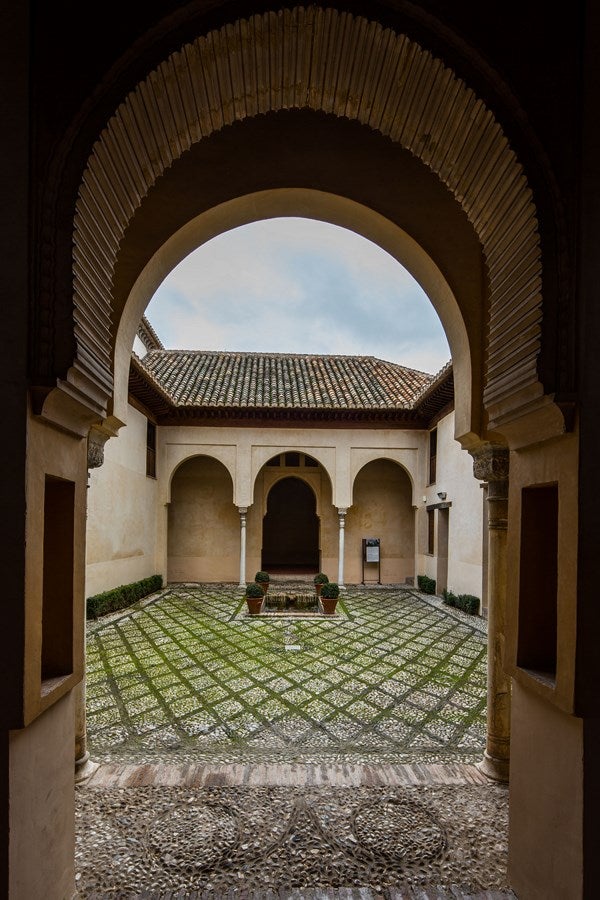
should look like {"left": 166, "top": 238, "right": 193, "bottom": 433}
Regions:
{"left": 347, "top": 459, "right": 415, "bottom": 585}
{"left": 167, "top": 455, "right": 237, "bottom": 583}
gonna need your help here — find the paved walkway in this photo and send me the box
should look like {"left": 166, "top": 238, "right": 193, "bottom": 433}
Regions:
{"left": 77, "top": 585, "right": 515, "bottom": 898}
{"left": 85, "top": 584, "right": 487, "bottom": 767}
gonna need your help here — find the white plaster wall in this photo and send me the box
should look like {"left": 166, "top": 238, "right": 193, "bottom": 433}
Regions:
{"left": 86, "top": 404, "right": 159, "bottom": 596}
{"left": 415, "top": 410, "right": 483, "bottom": 598}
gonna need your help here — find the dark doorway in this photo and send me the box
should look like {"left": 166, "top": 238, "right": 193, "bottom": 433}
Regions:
{"left": 262, "top": 477, "right": 319, "bottom": 572}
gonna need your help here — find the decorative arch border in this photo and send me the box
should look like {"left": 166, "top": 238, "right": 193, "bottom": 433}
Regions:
{"left": 75, "top": 5, "right": 542, "bottom": 421}
{"left": 250, "top": 443, "right": 335, "bottom": 507}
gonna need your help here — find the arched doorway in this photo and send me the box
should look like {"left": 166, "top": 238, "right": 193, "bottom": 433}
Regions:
{"left": 262, "top": 477, "right": 319, "bottom": 573}
{"left": 17, "top": 5, "right": 582, "bottom": 898}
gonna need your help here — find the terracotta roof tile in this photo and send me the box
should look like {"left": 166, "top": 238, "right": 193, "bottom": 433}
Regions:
{"left": 137, "top": 350, "right": 438, "bottom": 410}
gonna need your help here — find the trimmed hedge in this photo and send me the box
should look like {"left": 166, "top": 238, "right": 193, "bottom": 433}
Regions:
{"left": 86, "top": 574, "right": 163, "bottom": 619}
{"left": 245, "top": 581, "right": 265, "bottom": 598}
{"left": 321, "top": 581, "right": 340, "bottom": 599}
{"left": 442, "top": 588, "right": 480, "bottom": 616}
{"left": 417, "top": 574, "right": 436, "bottom": 595}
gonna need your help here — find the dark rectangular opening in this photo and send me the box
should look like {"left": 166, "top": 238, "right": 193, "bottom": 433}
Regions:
{"left": 146, "top": 420, "right": 156, "bottom": 478}
{"left": 428, "top": 428, "right": 437, "bottom": 484}
{"left": 285, "top": 452, "right": 300, "bottom": 467}
{"left": 42, "top": 476, "right": 75, "bottom": 683}
{"left": 427, "top": 508, "right": 435, "bottom": 555}
{"left": 517, "top": 483, "right": 558, "bottom": 680}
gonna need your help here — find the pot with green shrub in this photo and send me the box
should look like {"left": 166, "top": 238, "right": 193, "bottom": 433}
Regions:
{"left": 255, "top": 571, "right": 270, "bottom": 594}
{"left": 320, "top": 581, "right": 340, "bottom": 615}
{"left": 245, "top": 581, "right": 265, "bottom": 614}
{"left": 313, "top": 572, "right": 329, "bottom": 596}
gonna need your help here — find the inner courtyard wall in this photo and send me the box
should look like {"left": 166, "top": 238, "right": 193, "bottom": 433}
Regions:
{"left": 346, "top": 459, "right": 415, "bottom": 584}
{"left": 416, "top": 411, "right": 484, "bottom": 598}
{"left": 168, "top": 455, "right": 239, "bottom": 582}
{"left": 86, "top": 404, "right": 159, "bottom": 597}
{"left": 85, "top": 404, "right": 482, "bottom": 596}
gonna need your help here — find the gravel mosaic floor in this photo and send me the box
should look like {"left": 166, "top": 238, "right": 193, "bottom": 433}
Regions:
{"left": 78, "top": 585, "right": 512, "bottom": 899}
{"left": 86, "top": 584, "right": 487, "bottom": 766}
{"left": 75, "top": 783, "right": 511, "bottom": 897}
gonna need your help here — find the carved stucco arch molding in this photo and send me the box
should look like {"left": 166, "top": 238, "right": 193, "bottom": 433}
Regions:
{"left": 74, "top": 5, "right": 543, "bottom": 429}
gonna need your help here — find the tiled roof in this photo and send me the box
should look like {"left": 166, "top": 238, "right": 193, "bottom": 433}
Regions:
{"left": 137, "top": 350, "right": 437, "bottom": 410}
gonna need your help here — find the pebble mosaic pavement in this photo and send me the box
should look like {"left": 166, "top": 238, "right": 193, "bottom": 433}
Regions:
{"left": 78, "top": 584, "right": 515, "bottom": 899}
{"left": 85, "top": 584, "right": 488, "bottom": 766}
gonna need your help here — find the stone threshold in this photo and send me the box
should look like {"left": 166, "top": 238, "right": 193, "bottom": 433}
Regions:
{"left": 84, "top": 760, "right": 490, "bottom": 790}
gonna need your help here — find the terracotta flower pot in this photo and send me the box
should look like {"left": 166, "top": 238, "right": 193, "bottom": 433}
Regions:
{"left": 315, "top": 583, "right": 323, "bottom": 597}
{"left": 321, "top": 596, "right": 338, "bottom": 615}
{"left": 257, "top": 581, "right": 269, "bottom": 595}
{"left": 246, "top": 595, "right": 264, "bottom": 615}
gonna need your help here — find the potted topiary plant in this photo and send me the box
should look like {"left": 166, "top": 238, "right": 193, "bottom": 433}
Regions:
{"left": 320, "top": 581, "right": 340, "bottom": 615}
{"left": 255, "top": 571, "right": 270, "bottom": 594}
{"left": 245, "top": 581, "right": 265, "bottom": 614}
{"left": 313, "top": 573, "right": 329, "bottom": 596}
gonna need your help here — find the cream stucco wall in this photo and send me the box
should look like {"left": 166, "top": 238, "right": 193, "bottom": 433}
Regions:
{"left": 86, "top": 404, "right": 159, "bottom": 597}
{"left": 416, "top": 410, "right": 484, "bottom": 598}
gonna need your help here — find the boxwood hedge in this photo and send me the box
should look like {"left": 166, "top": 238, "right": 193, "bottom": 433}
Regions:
{"left": 86, "top": 574, "right": 163, "bottom": 619}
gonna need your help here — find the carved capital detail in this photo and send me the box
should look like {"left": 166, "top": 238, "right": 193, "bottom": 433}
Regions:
{"left": 87, "top": 428, "right": 109, "bottom": 470}
{"left": 470, "top": 443, "right": 509, "bottom": 484}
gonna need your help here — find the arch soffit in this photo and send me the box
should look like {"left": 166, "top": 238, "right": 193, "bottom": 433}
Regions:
{"left": 350, "top": 455, "right": 416, "bottom": 507}
{"left": 75, "top": 6, "right": 543, "bottom": 433}
{"left": 166, "top": 450, "right": 235, "bottom": 503}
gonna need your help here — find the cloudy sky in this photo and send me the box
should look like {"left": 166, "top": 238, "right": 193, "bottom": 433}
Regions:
{"left": 145, "top": 218, "right": 451, "bottom": 375}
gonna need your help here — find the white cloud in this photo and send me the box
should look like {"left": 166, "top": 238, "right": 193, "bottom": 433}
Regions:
{"left": 145, "top": 218, "right": 451, "bottom": 373}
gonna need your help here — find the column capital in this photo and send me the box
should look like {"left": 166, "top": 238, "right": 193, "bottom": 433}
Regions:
{"left": 87, "top": 427, "right": 109, "bottom": 470}
{"left": 238, "top": 506, "right": 248, "bottom": 515}
{"left": 337, "top": 507, "right": 348, "bottom": 517}
{"left": 470, "top": 442, "right": 509, "bottom": 483}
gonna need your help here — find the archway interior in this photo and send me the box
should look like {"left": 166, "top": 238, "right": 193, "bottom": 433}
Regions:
{"left": 142, "top": 216, "right": 450, "bottom": 374}
{"left": 262, "top": 476, "right": 319, "bottom": 573}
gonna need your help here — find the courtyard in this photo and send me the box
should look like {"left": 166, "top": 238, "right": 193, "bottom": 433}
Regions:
{"left": 73, "top": 584, "right": 514, "bottom": 898}
{"left": 84, "top": 583, "right": 488, "bottom": 767}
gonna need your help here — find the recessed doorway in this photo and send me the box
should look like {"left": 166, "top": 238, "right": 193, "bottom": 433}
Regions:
{"left": 262, "top": 477, "right": 319, "bottom": 573}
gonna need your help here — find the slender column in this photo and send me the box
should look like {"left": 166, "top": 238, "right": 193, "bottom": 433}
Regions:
{"left": 337, "top": 508, "right": 347, "bottom": 588}
{"left": 238, "top": 507, "right": 248, "bottom": 588}
{"left": 472, "top": 443, "right": 510, "bottom": 782}
{"left": 75, "top": 432, "right": 108, "bottom": 782}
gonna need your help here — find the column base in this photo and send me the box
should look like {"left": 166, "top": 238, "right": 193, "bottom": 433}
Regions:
{"left": 477, "top": 749, "right": 510, "bottom": 782}
{"left": 238, "top": 582, "right": 246, "bottom": 589}
{"left": 75, "top": 752, "right": 100, "bottom": 783}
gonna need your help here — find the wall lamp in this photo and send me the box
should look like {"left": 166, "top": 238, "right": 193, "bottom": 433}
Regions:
{"left": 437, "top": 491, "right": 447, "bottom": 501}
